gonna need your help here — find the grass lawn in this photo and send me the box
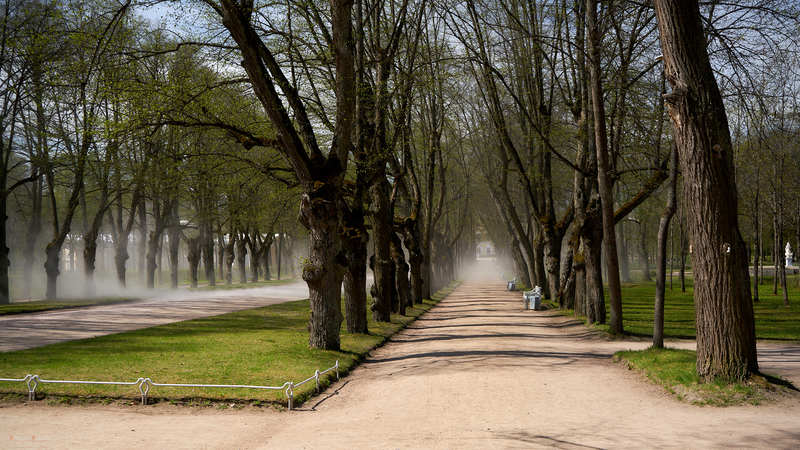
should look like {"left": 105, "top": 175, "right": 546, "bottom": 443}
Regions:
{"left": 186, "top": 278, "right": 296, "bottom": 291}
{"left": 0, "top": 298, "right": 140, "bottom": 316}
{"left": 603, "top": 274, "right": 800, "bottom": 341}
{"left": 0, "top": 283, "right": 458, "bottom": 407}
{"left": 615, "top": 347, "right": 794, "bottom": 406}
{"left": 608, "top": 274, "right": 800, "bottom": 405}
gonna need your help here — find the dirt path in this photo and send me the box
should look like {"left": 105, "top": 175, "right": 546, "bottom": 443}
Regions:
{"left": 0, "top": 282, "right": 310, "bottom": 352}
{"left": 2, "top": 281, "right": 799, "bottom": 449}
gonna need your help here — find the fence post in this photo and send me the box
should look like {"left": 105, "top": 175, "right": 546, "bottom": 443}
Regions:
{"left": 286, "top": 382, "right": 294, "bottom": 411}
{"left": 25, "top": 375, "right": 38, "bottom": 401}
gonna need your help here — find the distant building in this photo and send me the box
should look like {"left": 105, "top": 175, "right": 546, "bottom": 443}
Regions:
{"left": 476, "top": 241, "right": 496, "bottom": 258}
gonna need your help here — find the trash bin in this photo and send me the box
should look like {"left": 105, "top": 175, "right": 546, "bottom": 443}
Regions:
{"left": 530, "top": 293, "right": 542, "bottom": 310}
{"left": 524, "top": 286, "right": 543, "bottom": 310}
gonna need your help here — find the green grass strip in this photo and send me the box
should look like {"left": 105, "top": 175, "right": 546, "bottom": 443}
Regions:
{"left": 592, "top": 275, "right": 800, "bottom": 341}
{"left": 615, "top": 347, "right": 794, "bottom": 406}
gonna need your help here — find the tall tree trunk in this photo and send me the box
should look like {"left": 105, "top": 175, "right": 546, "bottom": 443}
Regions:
{"left": 0, "top": 193, "right": 9, "bottom": 304}
{"left": 343, "top": 207, "right": 368, "bottom": 333}
{"left": 138, "top": 201, "right": 147, "bottom": 280}
{"left": 263, "top": 236, "right": 272, "bottom": 280}
{"left": 391, "top": 230, "right": 411, "bottom": 315}
{"left": 248, "top": 233, "right": 261, "bottom": 282}
{"left": 654, "top": 143, "right": 678, "bottom": 348}
{"left": 225, "top": 232, "right": 235, "bottom": 285}
{"left": 343, "top": 235, "right": 368, "bottom": 333}
{"left": 654, "top": 0, "right": 757, "bottom": 380}
{"left": 533, "top": 235, "right": 548, "bottom": 295}
{"left": 543, "top": 227, "right": 563, "bottom": 299}
{"left": 587, "top": 0, "right": 623, "bottom": 334}
{"left": 752, "top": 185, "right": 760, "bottom": 302}
{"left": 640, "top": 221, "right": 652, "bottom": 281}
{"left": 776, "top": 205, "right": 789, "bottom": 307}
{"left": 217, "top": 232, "right": 225, "bottom": 283}
{"left": 679, "top": 216, "right": 686, "bottom": 292}
{"left": 773, "top": 217, "right": 778, "bottom": 295}
{"left": 370, "top": 177, "right": 393, "bottom": 322}
{"left": 202, "top": 222, "right": 215, "bottom": 287}
{"left": 618, "top": 220, "right": 631, "bottom": 283}
{"left": 83, "top": 233, "right": 99, "bottom": 297}
{"left": 83, "top": 186, "right": 110, "bottom": 297}
{"left": 299, "top": 186, "right": 345, "bottom": 350}
{"left": 421, "top": 231, "right": 432, "bottom": 300}
{"left": 401, "top": 217, "right": 424, "bottom": 304}
{"left": 277, "top": 231, "right": 282, "bottom": 280}
{"left": 114, "top": 231, "right": 130, "bottom": 288}
{"left": 44, "top": 242, "right": 60, "bottom": 300}
{"left": 236, "top": 235, "right": 247, "bottom": 284}
{"left": 146, "top": 230, "right": 160, "bottom": 289}
{"left": 168, "top": 227, "right": 180, "bottom": 289}
{"left": 187, "top": 236, "right": 201, "bottom": 289}
{"left": 583, "top": 209, "right": 606, "bottom": 324}
{"left": 23, "top": 176, "right": 42, "bottom": 299}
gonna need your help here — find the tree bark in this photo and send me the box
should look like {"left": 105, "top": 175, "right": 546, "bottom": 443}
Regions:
{"left": 225, "top": 231, "right": 235, "bottom": 285}
{"left": 168, "top": 225, "right": 180, "bottom": 289}
{"left": 44, "top": 243, "right": 60, "bottom": 300}
{"left": 679, "top": 216, "right": 686, "bottom": 292}
{"left": 370, "top": 177, "right": 394, "bottom": 321}
{"left": 654, "top": 0, "right": 758, "bottom": 380}
{"left": 187, "top": 236, "right": 201, "bottom": 289}
{"left": 400, "top": 217, "right": 425, "bottom": 304}
{"left": 236, "top": 233, "right": 247, "bottom": 284}
{"left": 343, "top": 205, "right": 368, "bottom": 333}
{"left": 22, "top": 176, "right": 42, "bottom": 300}
{"left": 202, "top": 222, "right": 215, "bottom": 287}
{"left": 0, "top": 194, "right": 9, "bottom": 304}
{"left": 618, "top": 220, "right": 631, "bottom": 283}
{"left": 639, "top": 220, "right": 652, "bottom": 281}
{"left": 752, "top": 183, "right": 760, "bottom": 302}
{"left": 263, "top": 235, "right": 273, "bottom": 280}
{"left": 299, "top": 185, "right": 345, "bottom": 350}
{"left": 654, "top": 143, "right": 678, "bottom": 348}
{"left": 248, "top": 233, "right": 261, "bottom": 282}
{"left": 587, "top": 0, "right": 623, "bottom": 334}
{"left": 391, "top": 230, "right": 411, "bottom": 315}
{"left": 137, "top": 201, "right": 147, "bottom": 280}
{"left": 217, "top": 232, "right": 225, "bottom": 283}
{"left": 277, "top": 231, "right": 282, "bottom": 280}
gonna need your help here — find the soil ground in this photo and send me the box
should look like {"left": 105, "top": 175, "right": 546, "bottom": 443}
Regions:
{"left": 2, "top": 275, "right": 799, "bottom": 449}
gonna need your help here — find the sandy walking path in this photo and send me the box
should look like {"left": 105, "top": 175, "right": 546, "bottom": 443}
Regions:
{"left": 0, "top": 282, "right": 310, "bottom": 352}
{"left": 2, "top": 281, "right": 799, "bottom": 449}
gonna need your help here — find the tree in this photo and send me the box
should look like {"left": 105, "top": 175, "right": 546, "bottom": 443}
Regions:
{"left": 653, "top": 0, "right": 757, "bottom": 380}
{"left": 205, "top": 0, "right": 356, "bottom": 350}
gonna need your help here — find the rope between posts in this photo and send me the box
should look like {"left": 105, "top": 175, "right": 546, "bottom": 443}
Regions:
{"left": 0, "top": 360, "right": 339, "bottom": 410}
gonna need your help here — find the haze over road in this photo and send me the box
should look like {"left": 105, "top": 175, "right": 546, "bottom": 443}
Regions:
{"left": 0, "top": 282, "right": 310, "bottom": 352}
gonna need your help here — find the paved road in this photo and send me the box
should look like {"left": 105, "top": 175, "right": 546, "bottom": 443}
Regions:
{"left": 2, "top": 280, "right": 799, "bottom": 448}
{"left": 0, "top": 282, "right": 310, "bottom": 352}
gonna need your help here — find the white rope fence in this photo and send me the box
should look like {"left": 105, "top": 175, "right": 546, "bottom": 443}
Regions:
{"left": 0, "top": 360, "right": 338, "bottom": 410}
